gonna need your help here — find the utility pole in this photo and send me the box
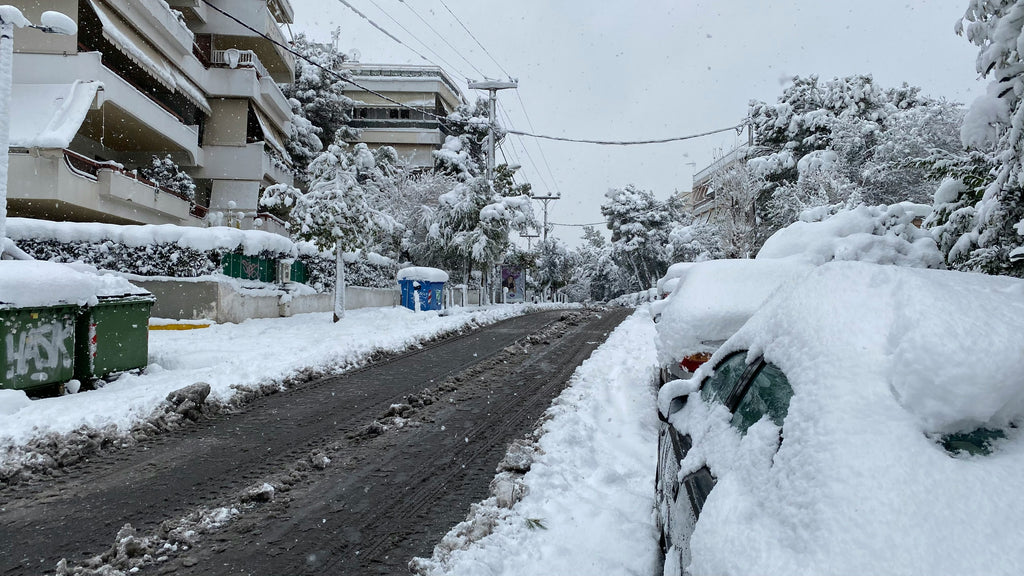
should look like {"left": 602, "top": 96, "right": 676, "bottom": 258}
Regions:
{"left": 520, "top": 230, "right": 539, "bottom": 251}
{"left": 532, "top": 194, "right": 559, "bottom": 243}
{"left": 467, "top": 79, "right": 518, "bottom": 181}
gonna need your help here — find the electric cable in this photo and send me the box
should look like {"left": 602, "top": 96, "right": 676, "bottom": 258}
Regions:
{"left": 354, "top": 0, "right": 472, "bottom": 83}
{"left": 435, "top": 0, "right": 513, "bottom": 79}
{"left": 512, "top": 90, "right": 562, "bottom": 196}
{"left": 507, "top": 124, "right": 746, "bottom": 145}
{"left": 201, "top": 0, "right": 453, "bottom": 123}
{"left": 394, "top": 0, "right": 489, "bottom": 79}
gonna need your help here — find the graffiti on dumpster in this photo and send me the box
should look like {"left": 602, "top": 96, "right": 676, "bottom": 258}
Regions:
{"left": 4, "top": 321, "right": 74, "bottom": 383}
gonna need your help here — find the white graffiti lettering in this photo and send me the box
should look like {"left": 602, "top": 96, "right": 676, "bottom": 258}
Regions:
{"left": 5, "top": 320, "right": 74, "bottom": 382}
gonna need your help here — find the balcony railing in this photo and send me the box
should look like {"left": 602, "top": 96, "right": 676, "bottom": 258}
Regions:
{"left": 211, "top": 49, "right": 270, "bottom": 79}
{"left": 63, "top": 149, "right": 208, "bottom": 219}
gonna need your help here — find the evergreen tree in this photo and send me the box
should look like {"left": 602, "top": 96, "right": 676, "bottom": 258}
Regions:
{"left": 281, "top": 34, "right": 357, "bottom": 180}
{"left": 601, "top": 184, "right": 671, "bottom": 290}
{"left": 926, "top": 1, "right": 1024, "bottom": 276}
{"left": 261, "top": 137, "right": 391, "bottom": 319}
{"left": 141, "top": 155, "right": 196, "bottom": 201}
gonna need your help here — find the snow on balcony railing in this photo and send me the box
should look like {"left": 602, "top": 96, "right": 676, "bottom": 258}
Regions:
{"left": 62, "top": 149, "right": 207, "bottom": 219}
{"left": 211, "top": 49, "right": 270, "bottom": 79}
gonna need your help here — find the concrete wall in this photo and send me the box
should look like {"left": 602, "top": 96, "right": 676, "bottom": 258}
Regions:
{"left": 135, "top": 278, "right": 400, "bottom": 323}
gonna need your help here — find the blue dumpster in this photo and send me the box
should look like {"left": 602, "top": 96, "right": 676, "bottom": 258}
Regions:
{"left": 397, "top": 267, "right": 449, "bottom": 312}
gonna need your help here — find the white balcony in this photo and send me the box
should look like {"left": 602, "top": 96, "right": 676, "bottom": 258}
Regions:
{"left": 7, "top": 150, "right": 206, "bottom": 226}
{"left": 13, "top": 52, "right": 201, "bottom": 164}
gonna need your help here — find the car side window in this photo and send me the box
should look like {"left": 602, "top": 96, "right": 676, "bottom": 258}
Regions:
{"left": 730, "top": 362, "right": 793, "bottom": 434}
{"left": 700, "top": 352, "right": 750, "bottom": 405}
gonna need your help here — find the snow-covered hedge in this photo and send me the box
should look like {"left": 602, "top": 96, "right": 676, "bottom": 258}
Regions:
{"left": 7, "top": 218, "right": 398, "bottom": 290}
{"left": 303, "top": 252, "right": 399, "bottom": 291}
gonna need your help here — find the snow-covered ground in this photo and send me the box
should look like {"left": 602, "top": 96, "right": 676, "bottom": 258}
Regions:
{"left": 414, "top": 309, "right": 662, "bottom": 576}
{"left": 0, "top": 304, "right": 560, "bottom": 463}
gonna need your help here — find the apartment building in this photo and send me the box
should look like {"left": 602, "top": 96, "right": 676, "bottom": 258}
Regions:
{"left": 688, "top": 144, "right": 751, "bottom": 224}
{"left": 7, "top": 0, "right": 295, "bottom": 234}
{"left": 342, "top": 63, "right": 466, "bottom": 168}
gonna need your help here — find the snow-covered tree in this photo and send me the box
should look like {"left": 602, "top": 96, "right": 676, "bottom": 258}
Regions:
{"left": 261, "top": 138, "right": 391, "bottom": 319}
{"left": 140, "top": 155, "right": 196, "bottom": 201}
{"left": 434, "top": 98, "right": 492, "bottom": 179}
{"left": 925, "top": 2, "right": 1024, "bottom": 276}
{"left": 422, "top": 174, "right": 535, "bottom": 291}
{"left": 281, "top": 35, "right": 357, "bottom": 179}
{"left": 708, "top": 162, "right": 760, "bottom": 257}
{"left": 748, "top": 75, "right": 964, "bottom": 246}
{"left": 601, "top": 184, "right": 671, "bottom": 290}
{"left": 534, "top": 237, "right": 571, "bottom": 296}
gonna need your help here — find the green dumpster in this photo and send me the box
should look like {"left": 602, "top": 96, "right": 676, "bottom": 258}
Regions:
{"left": 74, "top": 294, "right": 156, "bottom": 382}
{"left": 0, "top": 304, "right": 78, "bottom": 392}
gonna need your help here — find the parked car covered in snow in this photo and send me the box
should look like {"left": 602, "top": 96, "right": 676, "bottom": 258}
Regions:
{"left": 653, "top": 258, "right": 813, "bottom": 382}
{"left": 655, "top": 261, "right": 1024, "bottom": 575}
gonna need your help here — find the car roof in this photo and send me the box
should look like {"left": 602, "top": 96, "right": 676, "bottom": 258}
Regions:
{"left": 654, "top": 257, "right": 814, "bottom": 364}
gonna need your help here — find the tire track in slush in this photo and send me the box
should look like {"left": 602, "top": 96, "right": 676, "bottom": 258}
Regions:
{"left": 0, "top": 310, "right": 567, "bottom": 575}
{"left": 192, "top": 309, "right": 631, "bottom": 575}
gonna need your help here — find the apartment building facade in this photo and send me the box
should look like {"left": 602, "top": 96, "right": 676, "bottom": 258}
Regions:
{"left": 688, "top": 144, "right": 751, "bottom": 224}
{"left": 342, "top": 63, "right": 465, "bottom": 168}
{"left": 7, "top": 0, "right": 295, "bottom": 234}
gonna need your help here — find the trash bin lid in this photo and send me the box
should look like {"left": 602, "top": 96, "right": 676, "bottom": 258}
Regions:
{"left": 0, "top": 260, "right": 150, "bottom": 308}
{"left": 396, "top": 266, "right": 449, "bottom": 283}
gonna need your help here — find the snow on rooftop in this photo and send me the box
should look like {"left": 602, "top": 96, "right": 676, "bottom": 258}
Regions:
{"left": 669, "top": 262, "right": 1024, "bottom": 575}
{"left": 9, "top": 81, "right": 103, "bottom": 149}
{"left": 397, "top": 267, "right": 449, "bottom": 283}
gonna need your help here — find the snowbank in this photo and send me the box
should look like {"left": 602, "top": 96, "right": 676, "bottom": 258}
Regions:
{"left": 417, "top": 310, "right": 662, "bottom": 575}
{"left": 670, "top": 262, "right": 1024, "bottom": 576}
{"left": 0, "top": 305, "right": 549, "bottom": 453}
{"left": 756, "top": 203, "right": 942, "bottom": 268}
{"left": 0, "top": 260, "right": 148, "bottom": 308}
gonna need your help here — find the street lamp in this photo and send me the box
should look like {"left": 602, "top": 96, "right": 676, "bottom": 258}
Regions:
{"left": 0, "top": 7, "right": 77, "bottom": 258}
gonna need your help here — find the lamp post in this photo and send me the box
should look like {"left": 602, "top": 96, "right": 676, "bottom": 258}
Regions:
{"left": 0, "top": 7, "right": 77, "bottom": 258}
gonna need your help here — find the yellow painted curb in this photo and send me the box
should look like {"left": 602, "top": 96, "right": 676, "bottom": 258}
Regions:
{"left": 149, "top": 323, "right": 212, "bottom": 331}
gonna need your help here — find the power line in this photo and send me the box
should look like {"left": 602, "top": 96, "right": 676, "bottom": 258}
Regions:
{"left": 435, "top": 0, "right": 513, "bottom": 79}
{"left": 202, "top": 0, "right": 453, "bottom": 123}
{"left": 513, "top": 90, "right": 562, "bottom": 196}
{"left": 550, "top": 221, "right": 608, "bottom": 227}
{"left": 507, "top": 124, "right": 746, "bottom": 145}
{"left": 332, "top": 0, "right": 436, "bottom": 69}
{"left": 497, "top": 102, "right": 554, "bottom": 196}
{"left": 352, "top": 0, "right": 471, "bottom": 83}
{"left": 394, "top": 0, "right": 488, "bottom": 79}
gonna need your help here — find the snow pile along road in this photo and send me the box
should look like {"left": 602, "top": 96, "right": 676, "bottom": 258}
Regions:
{"left": 0, "top": 304, "right": 562, "bottom": 481}
{"left": 413, "top": 309, "right": 662, "bottom": 576}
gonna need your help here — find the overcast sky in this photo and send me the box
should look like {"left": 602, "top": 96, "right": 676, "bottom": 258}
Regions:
{"left": 288, "top": 0, "right": 985, "bottom": 247}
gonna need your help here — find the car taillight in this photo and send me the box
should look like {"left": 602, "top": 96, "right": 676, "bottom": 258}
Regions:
{"left": 680, "top": 352, "right": 712, "bottom": 373}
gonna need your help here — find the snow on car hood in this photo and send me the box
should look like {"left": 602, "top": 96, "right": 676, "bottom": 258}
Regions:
{"left": 654, "top": 258, "right": 814, "bottom": 365}
{"left": 673, "top": 261, "right": 1024, "bottom": 576}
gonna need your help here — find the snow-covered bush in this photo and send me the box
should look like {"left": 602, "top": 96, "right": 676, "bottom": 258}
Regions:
{"left": 139, "top": 155, "right": 197, "bottom": 201}
{"left": 302, "top": 251, "right": 398, "bottom": 291}
{"left": 757, "top": 202, "right": 943, "bottom": 268}
{"left": 14, "top": 237, "right": 219, "bottom": 277}
{"left": 6, "top": 218, "right": 397, "bottom": 289}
